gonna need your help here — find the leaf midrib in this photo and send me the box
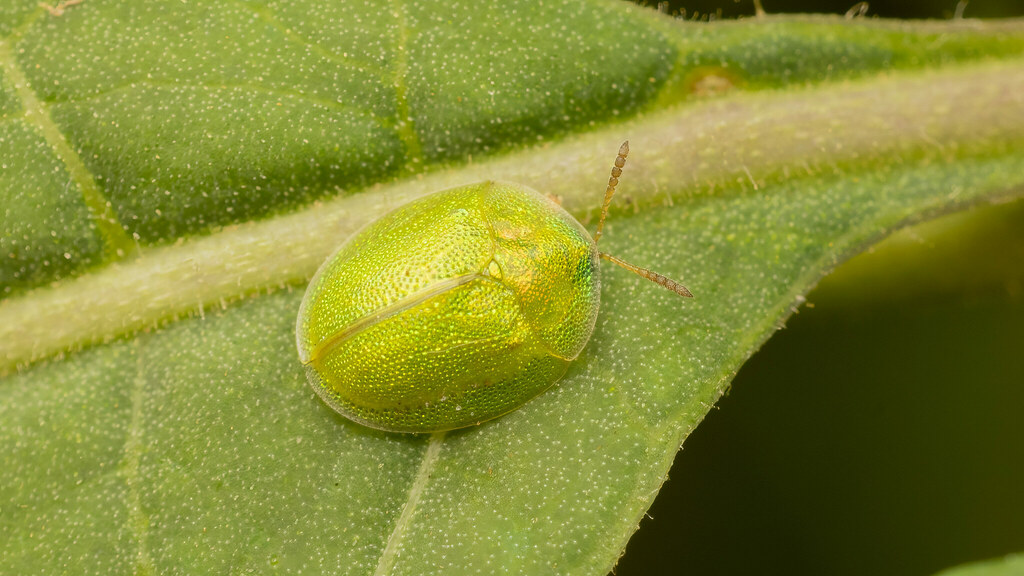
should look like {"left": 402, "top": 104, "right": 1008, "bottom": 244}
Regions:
{"left": 2, "top": 58, "right": 1024, "bottom": 374}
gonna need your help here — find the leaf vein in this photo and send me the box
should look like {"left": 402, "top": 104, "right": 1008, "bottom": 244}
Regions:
{"left": 387, "top": 0, "right": 424, "bottom": 170}
{"left": 0, "top": 36, "right": 136, "bottom": 262}
{"left": 120, "top": 342, "right": 156, "bottom": 575}
{"left": 227, "top": 0, "right": 388, "bottom": 77}
{"left": 46, "top": 79, "right": 390, "bottom": 125}
{"left": 374, "top": 431, "right": 445, "bottom": 576}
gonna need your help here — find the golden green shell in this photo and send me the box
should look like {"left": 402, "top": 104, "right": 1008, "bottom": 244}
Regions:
{"left": 295, "top": 181, "right": 601, "bottom": 433}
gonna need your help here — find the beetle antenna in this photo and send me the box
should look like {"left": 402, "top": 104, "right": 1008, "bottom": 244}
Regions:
{"left": 593, "top": 140, "right": 629, "bottom": 244}
{"left": 592, "top": 141, "right": 693, "bottom": 298}
{"left": 599, "top": 252, "right": 694, "bottom": 298}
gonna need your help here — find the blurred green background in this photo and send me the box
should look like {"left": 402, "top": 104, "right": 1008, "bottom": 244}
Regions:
{"left": 618, "top": 1, "right": 1024, "bottom": 574}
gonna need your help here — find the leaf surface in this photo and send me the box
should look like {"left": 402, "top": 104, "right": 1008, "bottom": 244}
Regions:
{"left": 2, "top": 2, "right": 1024, "bottom": 574}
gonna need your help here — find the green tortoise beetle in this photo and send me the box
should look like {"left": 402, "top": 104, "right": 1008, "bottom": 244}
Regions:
{"left": 295, "top": 142, "right": 692, "bottom": 433}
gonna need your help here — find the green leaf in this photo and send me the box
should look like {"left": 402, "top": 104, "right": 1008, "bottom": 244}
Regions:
{"left": 2, "top": 2, "right": 1024, "bottom": 574}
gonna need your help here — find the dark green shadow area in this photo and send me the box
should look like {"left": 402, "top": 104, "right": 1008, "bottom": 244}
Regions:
{"left": 617, "top": 198, "right": 1024, "bottom": 575}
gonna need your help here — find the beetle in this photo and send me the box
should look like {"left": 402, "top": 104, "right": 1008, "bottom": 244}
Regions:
{"left": 295, "top": 142, "right": 691, "bottom": 433}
